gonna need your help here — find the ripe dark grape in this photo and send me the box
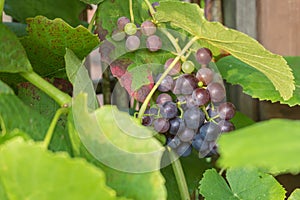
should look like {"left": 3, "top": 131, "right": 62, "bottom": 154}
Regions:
{"left": 125, "top": 35, "right": 140, "bottom": 51}
{"left": 153, "top": 118, "right": 170, "bottom": 133}
{"left": 146, "top": 35, "right": 162, "bottom": 52}
{"left": 192, "top": 133, "right": 204, "bottom": 151}
{"left": 199, "top": 122, "right": 221, "bottom": 142}
{"left": 167, "top": 136, "right": 181, "bottom": 149}
{"left": 155, "top": 74, "right": 174, "bottom": 92}
{"left": 182, "top": 60, "right": 195, "bottom": 74}
{"left": 156, "top": 93, "right": 172, "bottom": 105}
{"left": 218, "top": 102, "right": 236, "bottom": 120}
{"left": 173, "top": 74, "right": 198, "bottom": 95}
{"left": 176, "top": 96, "right": 188, "bottom": 111}
{"left": 192, "top": 88, "right": 210, "bottom": 106}
{"left": 176, "top": 143, "right": 192, "bottom": 157}
{"left": 164, "top": 58, "right": 181, "bottom": 76}
{"left": 117, "top": 16, "right": 130, "bottom": 30}
{"left": 112, "top": 29, "right": 126, "bottom": 41}
{"left": 178, "top": 128, "right": 195, "bottom": 142}
{"left": 195, "top": 48, "right": 212, "bottom": 65}
{"left": 218, "top": 120, "right": 235, "bottom": 132}
{"left": 160, "top": 101, "right": 178, "bottom": 119}
{"left": 169, "top": 117, "right": 185, "bottom": 135}
{"left": 196, "top": 68, "right": 214, "bottom": 85}
{"left": 207, "top": 82, "right": 226, "bottom": 103}
{"left": 124, "top": 23, "right": 137, "bottom": 35}
{"left": 183, "top": 107, "right": 205, "bottom": 130}
{"left": 141, "top": 20, "right": 157, "bottom": 36}
{"left": 185, "top": 95, "right": 198, "bottom": 108}
{"left": 142, "top": 107, "right": 158, "bottom": 126}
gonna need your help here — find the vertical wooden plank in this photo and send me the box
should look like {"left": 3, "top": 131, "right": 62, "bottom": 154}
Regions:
{"left": 257, "top": 0, "right": 300, "bottom": 120}
{"left": 222, "top": 0, "right": 260, "bottom": 121}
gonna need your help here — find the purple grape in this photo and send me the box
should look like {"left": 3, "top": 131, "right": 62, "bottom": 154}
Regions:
{"left": 142, "top": 107, "right": 158, "bottom": 126}
{"left": 196, "top": 68, "right": 214, "bottom": 86}
{"left": 164, "top": 58, "right": 181, "bottom": 76}
{"left": 195, "top": 48, "right": 212, "bottom": 65}
{"left": 169, "top": 117, "right": 186, "bottom": 135}
{"left": 176, "top": 142, "right": 192, "bottom": 157}
{"left": 218, "top": 102, "right": 236, "bottom": 120}
{"left": 178, "top": 128, "right": 195, "bottom": 142}
{"left": 199, "top": 122, "right": 221, "bottom": 142}
{"left": 207, "top": 107, "right": 221, "bottom": 122}
{"left": 156, "top": 74, "right": 174, "bottom": 92}
{"left": 156, "top": 93, "right": 172, "bottom": 105}
{"left": 192, "top": 133, "right": 204, "bottom": 151}
{"left": 183, "top": 107, "right": 205, "bottom": 130}
{"left": 153, "top": 118, "right": 170, "bottom": 133}
{"left": 176, "top": 96, "right": 188, "bottom": 111}
{"left": 111, "top": 29, "right": 126, "bottom": 41}
{"left": 160, "top": 101, "right": 178, "bottom": 119}
{"left": 207, "top": 82, "right": 226, "bottom": 103}
{"left": 125, "top": 35, "right": 140, "bottom": 51}
{"left": 167, "top": 136, "right": 181, "bottom": 149}
{"left": 117, "top": 16, "right": 130, "bottom": 30}
{"left": 141, "top": 20, "right": 157, "bottom": 36}
{"left": 185, "top": 95, "right": 198, "bottom": 108}
{"left": 146, "top": 35, "right": 162, "bottom": 52}
{"left": 173, "top": 74, "right": 198, "bottom": 95}
{"left": 218, "top": 120, "right": 235, "bottom": 132}
{"left": 192, "top": 88, "right": 210, "bottom": 106}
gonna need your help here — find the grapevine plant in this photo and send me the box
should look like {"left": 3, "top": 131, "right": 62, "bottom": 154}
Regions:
{"left": 0, "top": 0, "right": 300, "bottom": 199}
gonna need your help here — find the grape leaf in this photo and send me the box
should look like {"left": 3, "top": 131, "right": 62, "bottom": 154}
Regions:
{"left": 155, "top": 1, "right": 295, "bottom": 100}
{"left": 230, "top": 111, "right": 255, "bottom": 130}
{"left": 217, "top": 119, "right": 300, "bottom": 175}
{"left": 288, "top": 189, "right": 300, "bottom": 200}
{"left": 161, "top": 151, "right": 211, "bottom": 200}
{"left": 4, "top": 0, "right": 86, "bottom": 26}
{"left": 65, "top": 49, "right": 98, "bottom": 109}
{"left": 20, "top": 16, "right": 99, "bottom": 77}
{"left": 0, "top": 137, "right": 119, "bottom": 200}
{"left": 0, "top": 83, "right": 71, "bottom": 152}
{"left": 80, "top": 0, "right": 104, "bottom": 4}
{"left": 217, "top": 56, "right": 300, "bottom": 106}
{"left": 199, "top": 168, "right": 286, "bottom": 200}
{"left": 0, "top": 23, "right": 32, "bottom": 73}
{"left": 71, "top": 93, "right": 167, "bottom": 199}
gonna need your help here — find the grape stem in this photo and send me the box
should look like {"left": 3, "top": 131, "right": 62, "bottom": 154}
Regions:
{"left": 137, "top": 36, "right": 199, "bottom": 119}
{"left": 144, "top": 0, "right": 156, "bottom": 19}
{"left": 160, "top": 28, "right": 182, "bottom": 54}
{"left": 43, "top": 108, "right": 69, "bottom": 149}
{"left": 0, "top": 0, "right": 4, "bottom": 20}
{"left": 20, "top": 71, "right": 72, "bottom": 107}
{"left": 88, "top": 8, "right": 98, "bottom": 32}
{"left": 168, "top": 147, "right": 191, "bottom": 200}
{"left": 129, "top": 0, "right": 134, "bottom": 23}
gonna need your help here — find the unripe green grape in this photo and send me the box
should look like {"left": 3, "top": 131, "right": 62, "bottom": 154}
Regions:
{"left": 124, "top": 23, "right": 137, "bottom": 35}
{"left": 182, "top": 60, "right": 195, "bottom": 74}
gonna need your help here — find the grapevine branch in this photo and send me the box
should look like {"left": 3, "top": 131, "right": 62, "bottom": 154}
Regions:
{"left": 129, "top": 0, "right": 134, "bottom": 23}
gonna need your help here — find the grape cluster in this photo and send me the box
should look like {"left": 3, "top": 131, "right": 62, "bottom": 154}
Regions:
{"left": 141, "top": 48, "right": 236, "bottom": 158}
{"left": 112, "top": 16, "right": 162, "bottom": 52}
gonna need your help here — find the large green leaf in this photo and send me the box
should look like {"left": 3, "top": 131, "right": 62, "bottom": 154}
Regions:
{"left": 288, "top": 189, "right": 300, "bottom": 200}
{"left": 20, "top": 16, "right": 99, "bottom": 77}
{"left": 199, "top": 168, "right": 286, "bottom": 200}
{"left": 0, "top": 82, "right": 71, "bottom": 152}
{"left": 217, "top": 56, "right": 300, "bottom": 106}
{"left": 0, "top": 137, "right": 118, "bottom": 200}
{"left": 65, "top": 49, "right": 98, "bottom": 109}
{"left": 4, "top": 0, "right": 86, "bottom": 26}
{"left": 155, "top": 1, "right": 295, "bottom": 100}
{"left": 71, "top": 93, "right": 167, "bottom": 199}
{"left": 0, "top": 23, "right": 32, "bottom": 73}
{"left": 217, "top": 119, "right": 300, "bottom": 175}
